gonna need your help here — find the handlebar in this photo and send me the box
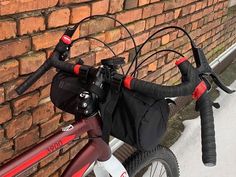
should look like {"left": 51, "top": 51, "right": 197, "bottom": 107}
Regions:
{"left": 15, "top": 27, "right": 234, "bottom": 167}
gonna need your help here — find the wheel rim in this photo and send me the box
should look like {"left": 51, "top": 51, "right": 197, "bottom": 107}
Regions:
{"left": 134, "top": 159, "right": 172, "bottom": 177}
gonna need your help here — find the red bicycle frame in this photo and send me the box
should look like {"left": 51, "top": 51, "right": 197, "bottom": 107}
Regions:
{"left": 0, "top": 116, "right": 111, "bottom": 177}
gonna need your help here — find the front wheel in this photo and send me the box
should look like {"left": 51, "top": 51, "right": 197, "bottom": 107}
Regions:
{"left": 123, "top": 145, "right": 179, "bottom": 177}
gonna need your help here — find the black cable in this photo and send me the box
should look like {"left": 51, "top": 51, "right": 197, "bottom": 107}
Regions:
{"left": 73, "top": 36, "right": 124, "bottom": 74}
{"left": 126, "top": 26, "right": 197, "bottom": 77}
{"left": 131, "top": 49, "right": 185, "bottom": 76}
{"left": 70, "top": 15, "right": 138, "bottom": 54}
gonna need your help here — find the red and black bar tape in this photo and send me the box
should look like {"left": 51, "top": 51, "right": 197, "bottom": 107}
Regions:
{"left": 192, "top": 81, "right": 208, "bottom": 100}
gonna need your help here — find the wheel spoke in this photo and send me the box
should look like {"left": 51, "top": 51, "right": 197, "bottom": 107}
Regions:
{"left": 151, "top": 162, "right": 158, "bottom": 177}
{"left": 158, "top": 163, "right": 164, "bottom": 177}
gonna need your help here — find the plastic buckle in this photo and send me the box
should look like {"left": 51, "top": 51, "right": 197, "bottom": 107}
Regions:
{"left": 111, "top": 74, "right": 124, "bottom": 92}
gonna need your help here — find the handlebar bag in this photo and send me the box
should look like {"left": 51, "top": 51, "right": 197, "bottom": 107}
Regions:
{"left": 99, "top": 88, "right": 170, "bottom": 151}
{"left": 50, "top": 71, "right": 91, "bottom": 115}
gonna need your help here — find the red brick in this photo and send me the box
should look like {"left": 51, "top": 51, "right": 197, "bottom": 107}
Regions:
{"left": 70, "top": 5, "right": 91, "bottom": 24}
{"left": 155, "top": 14, "right": 165, "bottom": 26}
{"left": 90, "top": 33, "right": 106, "bottom": 50}
{"left": 19, "top": 16, "right": 45, "bottom": 35}
{"left": 0, "top": 141, "right": 14, "bottom": 163}
{"left": 191, "top": 11, "right": 203, "bottom": 22}
{"left": 0, "top": 87, "right": 4, "bottom": 104}
{"left": 95, "top": 48, "right": 114, "bottom": 64}
{"left": 162, "top": 34, "right": 170, "bottom": 45}
{"left": 0, "top": 0, "right": 58, "bottom": 16}
{"left": 0, "top": 38, "right": 31, "bottom": 62}
{"left": 80, "top": 18, "right": 114, "bottom": 36}
{"left": 40, "top": 85, "right": 51, "bottom": 100}
{"left": 81, "top": 52, "right": 96, "bottom": 66}
{"left": 0, "top": 59, "right": 19, "bottom": 84}
{"left": 40, "top": 114, "right": 61, "bottom": 137}
{"left": 141, "top": 41, "right": 152, "bottom": 55}
{"left": 143, "top": 3, "right": 164, "bottom": 18}
{"left": 145, "top": 17, "right": 155, "bottom": 30}
{"left": 139, "top": 0, "right": 150, "bottom": 6}
{"left": 148, "top": 61, "right": 157, "bottom": 72}
{"left": 0, "top": 104, "right": 12, "bottom": 124}
{"left": 126, "top": 32, "right": 149, "bottom": 50}
{"left": 116, "top": 9, "right": 142, "bottom": 24}
{"left": 59, "top": 0, "right": 92, "bottom": 5}
{"left": 15, "top": 127, "right": 39, "bottom": 151}
{"left": 174, "top": 8, "right": 182, "bottom": 19}
{"left": 70, "top": 39, "right": 90, "bottom": 58}
{"left": 121, "top": 24, "right": 135, "bottom": 38}
{"left": 0, "top": 19, "right": 16, "bottom": 41}
{"left": 111, "top": 41, "right": 126, "bottom": 55}
{"left": 12, "top": 92, "right": 40, "bottom": 115}
{"left": 32, "top": 102, "right": 55, "bottom": 124}
{"left": 19, "top": 52, "right": 46, "bottom": 75}
{"left": 124, "top": 0, "right": 138, "bottom": 9}
{"left": 62, "top": 112, "right": 74, "bottom": 122}
{"left": 48, "top": 8, "right": 70, "bottom": 28}
{"left": 0, "top": 129, "right": 4, "bottom": 144}
{"left": 165, "top": 11, "right": 174, "bottom": 23}
{"left": 109, "top": 0, "right": 124, "bottom": 13}
{"left": 5, "top": 112, "right": 32, "bottom": 138}
{"left": 105, "top": 29, "right": 121, "bottom": 43}
{"left": 32, "top": 30, "right": 64, "bottom": 50}
{"left": 150, "top": 0, "right": 160, "bottom": 2}
{"left": 92, "top": 0, "right": 109, "bottom": 15}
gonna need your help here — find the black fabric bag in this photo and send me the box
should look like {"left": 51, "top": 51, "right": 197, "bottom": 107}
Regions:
{"left": 99, "top": 88, "right": 170, "bottom": 151}
{"left": 50, "top": 72, "right": 170, "bottom": 151}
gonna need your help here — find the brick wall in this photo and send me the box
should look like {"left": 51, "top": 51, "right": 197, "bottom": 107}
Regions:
{"left": 0, "top": 0, "right": 236, "bottom": 176}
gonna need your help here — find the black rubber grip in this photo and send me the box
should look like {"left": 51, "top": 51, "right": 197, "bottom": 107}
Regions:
{"left": 16, "top": 59, "right": 51, "bottom": 95}
{"left": 196, "top": 92, "right": 216, "bottom": 166}
{"left": 130, "top": 60, "right": 200, "bottom": 98}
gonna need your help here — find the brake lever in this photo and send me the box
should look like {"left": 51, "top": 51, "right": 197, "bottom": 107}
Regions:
{"left": 192, "top": 46, "right": 235, "bottom": 94}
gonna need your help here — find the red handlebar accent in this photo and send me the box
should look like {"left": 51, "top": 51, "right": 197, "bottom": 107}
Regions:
{"left": 74, "top": 64, "right": 81, "bottom": 75}
{"left": 192, "top": 81, "right": 207, "bottom": 100}
{"left": 61, "top": 35, "right": 72, "bottom": 45}
{"left": 175, "top": 57, "right": 187, "bottom": 66}
{"left": 123, "top": 76, "right": 133, "bottom": 90}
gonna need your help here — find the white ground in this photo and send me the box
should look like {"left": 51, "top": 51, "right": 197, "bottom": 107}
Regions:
{"left": 171, "top": 81, "right": 236, "bottom": 177}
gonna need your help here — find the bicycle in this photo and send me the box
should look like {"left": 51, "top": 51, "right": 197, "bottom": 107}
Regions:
{"left": 0, "top": 16, "right": 234, "bottom": 177}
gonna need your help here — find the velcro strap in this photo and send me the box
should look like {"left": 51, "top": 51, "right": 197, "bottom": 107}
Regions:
{"left": 111, "top": 74, "right": 124, "bottom": 92}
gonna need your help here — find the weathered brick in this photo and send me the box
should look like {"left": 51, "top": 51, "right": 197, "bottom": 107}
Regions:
{"left": 111, "top": 41, "right": 126, "bottom": 55}
{"left": 134, "top": 20, "right": 146, "bottom": 34}
{"left": 0, "top": 87, "right": 4, "bottom": 104}
{"left": 0, "top": 141, "right": 14, "bottom": 163}
{"left": 59, "top": 0, "right": 92, "bottom": 5}
{"left": 0, "top": 19, "right": 16, "bottom": 41}
{"left": 48, "top": 8, "right": 70, "bottom": 28}
{"left": 109, "top": 0, "right": 124, "bottom": 13}
{"left": 143, "top": 3, "right": 164, "bottom": 18}
{"left": 105, "top": 28, "right": 121, "bottom": 43}
{"left": 116, "top": 9, "right": 142, "bottom": 24}
{"left": 124, "top": 0, "right": 138, "bottom": 9}
{"left": 126, "top": 32, "right": 149, "bottom": 50}
{"left": 148, "top": 61, "right": 157, "bottom": 72}
{"left": 0, "top": 38, "right": 31, "bottom": 62}
{"left": 62, "top": 112, "right": 74, "bottom": 122}
{"left": 12, "top": 92, "right": 40, "bottom": 115}
{"left": 139, "top": 0, "right": 150, "bottom": 6}
{"left": 40, "top": 85, "right": 51, "bottom": 100}
{"left": 145, "top": 17, "right": 156, "bottom": 30}
{"left": 162, "top": 34, "right": 170, "bottom": 45}
{"left": 92, "top": 0, "right": 109, "bottom": 15}
{"left": 19, "top": 52, "right": 46, "bottom": 75}
{"left": 70, "top": 5, "right": 91, "bottom": 24}
{"left": 0, "top": 129, "right": 4, "bottom": 145}
{"left": 32, "top": 30, "right": 64, "bottom": 50}
{"left": 90, "top": 33, "right": 106, "bottom": 50}
{"left": 15, "top": 127, "right": 39, "bottom": 151}
{"left": 70, "top": 39, "right": 90, "bottom": 58}
{"left": 81, "top": 52, "right": 96, "bottom": 66}
{"left": 32, "top": 102, "right": 54, "bottom": 124}
{"left": 40, "top": 114, "right": 61, "bottom": 137}
{"left": 0, "top": 104, "right": 12, "bottom": 124}
{"left": 19, "top": 16, "right": 45, "bottom": 35}
{"left": 40, "top": 150, "right": 59, "bottom": 167}
{"left": 0, "top": 59, "right": 19, "bottom": 84}
{"left": 5, "top": 112, "right": 32, "bottom": 138}
{"left": 0, "top": 0, "right": 58, "bottom": 16}
{"left": 155, "top": 14, "right": 165, "bottom": 26}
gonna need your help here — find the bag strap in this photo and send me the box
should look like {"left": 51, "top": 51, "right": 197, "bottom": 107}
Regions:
{"left": 101, "top": 74, "right": 124, "bottom": 143}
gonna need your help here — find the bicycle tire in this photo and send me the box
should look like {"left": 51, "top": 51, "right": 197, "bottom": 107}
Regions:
{"left": 123, "top": 145, "right": 180, "bottom": 177}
